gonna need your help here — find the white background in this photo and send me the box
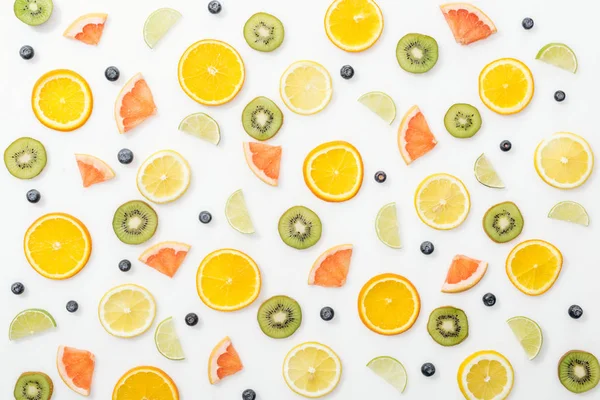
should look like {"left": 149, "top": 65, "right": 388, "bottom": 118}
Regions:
{"left": 1, "top": 0, "right": 599, "bottom": 399}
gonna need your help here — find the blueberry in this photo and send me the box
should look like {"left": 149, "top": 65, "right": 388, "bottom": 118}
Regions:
{"left": 185, "top": 313, "right": 199, "bottom": 326}
{"left": 482, "top": 293, "right": 496, "bottom": 307}
{"left": 568, "top": 305, "right": 583, "bottom": 319}
{"left": 119, "top": 259, "right": 132, "bottom": 272}
{"left": 242, "top": 389, "right": 256, "bottom": 400}
{"left": 105, "top": 66, "right": 120, "bottom": 82}
{"left": 320, "top": 307, "right": 334, "bottom": 321}
{"left": 374, "top": 171, "right": 387, "bottom": 183}
{"left": 66, "top": 300, "right": 79, "bottom": 313}
{"left": 11, "top": 282, "right": 25, "bottom": 295}
{"left": 522, "top": 17, "right": 534, "bottom": 30}
{"left": 118, "top": 148, "right": 134, "bottom": 164}
{"left": 500, "top": 140, "right": 512, "bottom": 152}
{"left": 420, "top": 241, "right": 434, "bottom": 255}
{"left": 421, "top": 362, "right": 436, "bottom": 377}
{"left": 199, "top": 211, "right": 212, "bottom": 224}
{"left": 208, "top": 1, "right": 222, "bottom": 14}
{"left": 554, "top": 90, "right": 566, "bottom": 102}
{"left": 340, "top": 65, "right": 354, "bottom": 80}
{"left": 26, "top": 189, "right": 41, "bottom": 203}
{"left": 19, "top": 45, "right": 34, "bottom": 60}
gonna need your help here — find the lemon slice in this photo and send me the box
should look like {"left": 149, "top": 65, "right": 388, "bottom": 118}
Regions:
{"left": 474, "top": 153, "right": 505, "bottom": 188}
{"left": 479, "top": 58, "right": 534, "bottom": 115}
{"left": 280, "top": 60, "right": 332, "bottom": 115}
{"left": 283, "top": 342, "right": 342, "bottom": 398}
{"left": 155, "top": 317, "right": 185, "bottom": 360}
{"left": 414, "top": 173, "right": 470, "bottom": 230}
{"left": 143, "top": 8, "right": 181, "bottom": 49}
{"left": 458, "top": 350, "right": 514, "bottom": 400}
{"left": 358, "top": 91, "right": 396, "bottom": 124}
{"left": 367, "top": 356, "right": 407, "bottom": 393}
{"left": 375, "top": 203, "right": 401, "bottom": 248}
{"left": 137, "top": 150, "right": 191, "bottom": 203}
{"left": 178, "top": 112, "right": 220, "bottom": 145}
{"left": 548, "top": 201, "right": 589, "bottom": 226}
{"left": 507, "top": 316, "right": 543, "bottom": 360}
{"left": 536, "top": 43, "right": 578, "bottom": 73}
{"left": 506, "top": 239, "right": 563, "bottom": 296}
{"left": 98, "top": 284, "right": 156, "bottom": 338}
{"left": 9, "top": 309, "right": 56, "bottom": 341}
{"left": 225, "top": 189, "right": 255, "bottom": 234}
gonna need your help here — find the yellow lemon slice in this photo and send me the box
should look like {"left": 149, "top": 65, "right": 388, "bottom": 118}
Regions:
{"left": 479, "top": 58, "right": 534, "bottom": 115}
{"left": 112, "top": 366, "right": 179, "bottom": 400}
{"left": 280, "top": 60, "right": 332, "bottom": 115}
{"left": 283, "top": 342, "right": 342, "bottom": 398}
{"left": 137, "top": 150, "right": 191, "bottom": 204}
{"left": 458, "top": 350, "right": 514, "bottom": 400}
{"left": 98, "top": 284, "right": 156, "bottom": 338}
{"left": 506, "top": 239, "right": 563, "bottom": 296}
{"left": 414, "top": 173, "right": 470, "bottom": 230}
{"left": 324, "top": 0, "right": 384, "bottom": 52}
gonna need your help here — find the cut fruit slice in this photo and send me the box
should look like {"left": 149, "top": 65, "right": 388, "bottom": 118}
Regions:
{"left": 112, "top": 366, "right": 179, "bottom": 400}
{"left": 178, "top": 112, "right": 220, "bottom": 145}
{"left": 442, "top": 255, "right": 488, "bottom": 293}
{"left": 9, "top": 309, "right": 56, "bottom": 341}
{"left": 225, "top": 189, "right": 255, "bottom": 233}
{"left": 548, "top": 201, "right": 589, "bottom": 226}
{"left": 440, "top": 3, "right": 496, "bottom": 45}
{"left": 358, "top": 91, "right": 396, "bottom": 124}
{"left": 283, "top": 342, "right": 342, "bottom": 398}
{"left": 474, "top": 153, "right": 505, "bottom": 188}
{"left": 280, "top": 60, "right": 332, "bottom": 115}
{"left": 398, "top": 106, "right": 437, "bottom": 164}
{"left": 375, "top": 202, "right": 401, "bottom": 249}
{"left": 57, "top": 345, "right": 95, "bottom": 396}
{"left": 558, "top": 350, "right": 600, "bottom": 394}
{"left": 458, "top": 350, "right": 514, "bottom": 400}
{"left": 4, "top": 137, "right": 47, "bottom": 180}
{"left": 534, "top": 132, "right": 593, "bottom": 189}
{"left": 324, "top": 0, "right": 384, "bottom": 52}
{"left": 137, "top": 150, "right": 191, "bottom": 204}
{"left": 243, "top": 142, "right": 282, "bottom": 186}
{"left": 75, "top": 154, "right": 115, "bottom": 188}
{"left": 479, "top": 58, "right": 534, "bottom": 115}
{"left": 536, "top": 43, "right": 578, "bottom": 73}
{"left": 139, "top": 241, "right": 190, "bottom": 278}
{"left": 63, "top": 13, "right": 107, "bottom": 45}
{"left": 114, "top": 73, "right": 157, "bottom": 134}
{"left": 414, "top": 173, "right": 470, "bottom": 230}
{"left": 507, "top": 316, "right": 543, "bottom": 360}
{"left": 143, "top": 8, "right": 181, "bottom": 49}
{"left": 506, "top": 239, "right": 563, "bottom": 296}
{"left": 155, "top": 317, "right": 185, "bottom": 361}
{"left": 98, "top": 284, "right": 156, "bottom": 338}
{"left": 308, "top": 244, "right": 353, "bottom": 287}
{"left": 13, "top": 371, "right": 54, "bottom": 400}
{"left": 208, "top": 337, "right": 243, "bottom": 384}
{"left": 14, "top": 0, "right": 54, "bottom": 26}
{"left": 367, "top": 356, "right": 407, "bottom": 394}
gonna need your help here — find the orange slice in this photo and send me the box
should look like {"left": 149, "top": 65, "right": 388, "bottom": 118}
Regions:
{"left": 208, "top": 336, "right": 243, "bottom": 384}
{"left": 440, "top": 3, "right": 496, "bottom": 45}
{"left": 506, "top": 239, "right": 563, "bottom": 296}
{"left": 112, "top": 366, "right": 179, "bottom": 400}
{"left": 398, "top": 105, "right": 437, "bottom": 164}
{"left": 139, "top": 241, "right": 190, "bottom": 278}
{"left": 243, "top": 142, "right": 282, "bottom": 186}
{"left": 324, "top": 0, "right": 384, "bottom": 52}
{"left": 57, "top": 345, "right": 95, "bottom": 396}
{"left": 479, "top": 58, "right": 534, "bottom": 115}
{"left": 308, "top": 244, "right": 352, "bottom": 287}
{"left": 114, "top": 73, "right": 157, "bottom": 134}
{"left": 63, "top": 13, "right": 107, "bottom": 45}
{"left": 441, "top": 255, "right": 488, "bottom": 293}
{"left": 75, "top": 154, "right": 115, "bottom": 188}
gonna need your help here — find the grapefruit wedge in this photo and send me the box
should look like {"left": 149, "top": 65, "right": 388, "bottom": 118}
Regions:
{"left": 243, "top": 142, "right": 282, "bottom": 186}
{"left": 441, "top": 255, "right": 488, "bottom": 293}
{"left": 115, "top": 73, "right": 157, "bottom": 134}
{"left": 308, "top": 244, "right": 353, "bottom": 287}
{"left": 57, "top": 345, "right": 95, "bottom": 396}
{"left": 139, "top": 241, "right": 190, "bottom": 278}
{"left": 75, "top": 154, "right": 115, "bottom": 188}
{"left": 63, "top": 13, "right": 108, "bottom": 45}
{"left": 440, "top": 3, "right": 497, "bottom": 45}
{"left": 398, "top": 106, "right": 437, "bottom": 165}
{"left": 208, "top": 336, "right": 243, "bottom": 384}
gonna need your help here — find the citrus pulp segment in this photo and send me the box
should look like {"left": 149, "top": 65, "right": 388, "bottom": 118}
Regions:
{"left": 398, "top": 105, "right": 437, "bottom": 164}
{"left": 63, "top": 13, "right": 107, "bottom": 45}
{"left": 440, "top": 3, "right": 496, "bottom": 45}
{"left": 308, "top": 244, "right": 352, "bottom": 287}
{"left": 57, "top": 345, "right": 96, "bottom": 395}
{"left": 243, "top": 142, "right": 282, "bottom": 186}
{"left": 75, "top": 154, "right": 115, "bottom": 187}
{"left": 114, "top": 73, "right": 157, "bottom": 133}
{"left": 441, "top": 255, "right": 487, "bottom": 293}
{"left": 208, "top": 336, "right": 243, "bottom": 384}
{"left": 139, "top": 241, "right": 190, "bottom": 278}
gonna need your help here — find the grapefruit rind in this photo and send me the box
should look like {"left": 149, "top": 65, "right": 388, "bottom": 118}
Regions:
{"left": 308, "top": 244, "right": 353, "bottom": 287}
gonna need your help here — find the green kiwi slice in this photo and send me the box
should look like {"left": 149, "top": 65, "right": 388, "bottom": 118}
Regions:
{"left": 278, "top": 205, "right": 322, "bottom": 250}
{"left": 4, "top": 137, "right": 47, "bottom": 179}
{"left": 427, "top": 306, "right": 468, "bottom": 346}
{"left": 112, "top": 200, "right": 158, "bottom": 245}
{"left": 14, "top": 371, "right": 53, "bottom": 400}
{"left": 558, "top": 350, "right": 600, "bottom": 394}
{"left": 396, "top": 33, "right": 439, "bottom": 74}
{"left": 257, "top": 295, "right": 302, "bottom": 339}
{"left": 483, "top": 201, "right": 523, "bottom": 243}
{"left": 444, "top": 103, "right": 482, "bottom": 138}
{"left": 242, "top": 96, "right": 283, "bottom": 141}
{"left": 243, "top": 12, "right": 284, "bottom": 52}
{"left": 14, "top": 0, "right": 53, "bottom": 26}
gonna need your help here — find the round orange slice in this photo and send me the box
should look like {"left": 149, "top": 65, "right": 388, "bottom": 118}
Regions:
{"left": 112, "top": 366, "right": 178, "bottom": 400}
{"left": 308, "top": 244, "right": 353, "bottom": 287}
{"left": 208, "top": 336, "right": 243, "bottom": 384}
{"left": 114, "top": 73, "right": 157, "bottom": 134}
{"left": 479, "top": 58, "right": 534, "bottom": 115}
{"left": 139, "top": 241, "right": 190, "bottom": 278}
{"left": 63, "top": 13, "right": 107, "bottom": 45}
{"left": 398, "top": 105, "right": 438, "bottom": 164}
{"left": 57, "top": 345, "right": 95, "bottom": 396}
{"left": 506, "top": 239, "right": 563, "bottom": 296}
{"left": 75, "top": 154, "right": 115, "bottom": 188}
{"left": 325, "top": 0, "right": 384, "bottom": 52}
{"left": 243, "top": 142, "right": 282, "bottom": 186}
{"left": 440, "top": 3, "right": 496, "bottom": 45}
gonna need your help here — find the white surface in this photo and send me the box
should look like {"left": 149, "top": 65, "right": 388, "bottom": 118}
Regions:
{"left": 1, "top": 0, "right": 598, "bottom": 398}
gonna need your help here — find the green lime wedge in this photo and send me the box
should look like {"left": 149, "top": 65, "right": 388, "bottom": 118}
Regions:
{"left": 143, "top": 8, "right": 181, "bottom": 49}
{"left": 474, "top": 153, "right": 505, "bottom": 188}
{"left": 536, "top": 43, "right": 578, "bottom": 73}
{"left": 155, "top": 317, "right": 185, "bottom": 360}
{"left": 225, "top": 189, "right": 255, "bottom": 234}
{"left": 507, "top": 316, "right": 543, "bottom": 360}
{"left": 179, "top": 112, "right": 220, "bottom": 145}
{"left": 9, "top": 309, "right": 56, "bottom": 341}
{"left": 375, "top": 203, "right": 401, "bottom": 248}
{"left": 358, "top": 91, "right": 396, "bottom": 124}
{"left": 367, "top": 356, "right": 407, "bottom": 393}
{"left": 548, "top": 201, "right": 589, "bottom": 226}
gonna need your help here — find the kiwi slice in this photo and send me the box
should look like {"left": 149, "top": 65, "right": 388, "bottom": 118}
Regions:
{"left": 14, "top": 0, "right": 53, "bottom": 26}
{"left": 14, "top": 371, "right": 53, "bottom": 400}
{"left": 4, "top": 137, "right": 47, "bottom": 179}
{"left": 427, "top": 306, "right": 468, "bottom": 346}
{"left": 558, "top": 350, "right": 600, "bottom": 394}
{"left": 243, "top": 12, "right": 284, "bottom": 52}
{"left": 483, "top": 201, "right": 524, "bottom": 243}
{"left": 278, "top": 205, "right": 322, "bottom": 249}
{"left": 396, "top": 33, "right": 439, "bottom": 74}
{"left": 257, "top": 295, "right": 302, "bottom": 339}
{"left": 242, "top": 96, "right": 283, "bottom": 140}
{"left": 112, "top": 200, "right": 158, "bottom": 245}
{"left": 444, "top": 103, "right": 482, "bottom": 138}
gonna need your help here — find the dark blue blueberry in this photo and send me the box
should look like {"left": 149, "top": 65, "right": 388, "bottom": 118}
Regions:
{"left": 119, "top": 259, "right": 132, "bottom": 272}
{"left": 208, "top": 1, "right": 222, "bottom": 14}
{"left": 568, "top": 305, "right": 583, "bottom": 319}
{"left": 374, "top": 171, "right": 387, "bottom": 183}
{"left": 26, "top": 189, "right": 41, "bottom": 203}
{"left": 242, "top": 389, "right": 256, "bottom": 400}
{"left": 11, "top": 282, "right": 25, "bottom": 295}
{"left": 185, "top": 313, "right": 199, "bottom": 326}
{"left": 483, "top": 293, "right": 496, "bottom": 307}
{"left": 105, "top": 66, "right": 120, "bottom": 82}
{"left": 118, "top": 148, "right": 134, "bottom": 164}
{"left": 199, "top": 211, "right": 212, "bottom": 224}
{"left": 420, "top": 241, "right": 434, "bottom": 255}
{"left": 554, "top": 90, "right": 566, "bottom": 102}
{"left": 500, "top": 140, "right": 512, "bottom": 152}
{"left": 421, "top": 362, "right": 436, "bottom": 377}
{"left": 340, "top": 65, "right": 354, "bottom": 79}
{"left": 522, "top": 18, "right": 534, "bottom": 30}
{"left": 19, "top": 45, "right": 34, "bottom": 60}
{"left": 66, "top": 300, "right": 79, "bottom": 313}
{"left": 320, "top": 307, "right": 334, "bottom": 321}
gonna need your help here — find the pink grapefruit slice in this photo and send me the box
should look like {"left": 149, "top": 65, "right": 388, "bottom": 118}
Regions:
{"left": 63, "top": 13, "right": 108, "bottom": 45}
{"left": 75, "top": 154, "right": 115, "bottom": 188}
{"left": 114, "top": 73, "right": 157, "bottom": 134}
{"left": 441, "top": 255, "right": 488, "bottom": 293}
{"left": 57, "top": 345, "right": 95, "bottom": 396}
{"left": 208, "top": 336, "right": 243, "bottom": 384}
{"left": 308, "top": 244, "right": 353, "bottom": 287}
{"left": 243, "top": 142, "right": 282, "bottom": 186}
{"left": 440, "top": 3, "right": 497, "bottom": 45}
{"left": 398, "top": 105, "right": 437, "bottom": 165}
{"left": 139, "top": 241, "right": 190, "bottom": 278}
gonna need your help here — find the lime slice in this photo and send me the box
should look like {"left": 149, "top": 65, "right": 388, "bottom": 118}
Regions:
{"left": 9, "top": 309, "right": 56, "bottom": 341}
{"left": 536, "top": 43, "right": 578, "bottom": 73}
{"left": 367, "top": 356, "right": 407, "bottom": 393}
{"left": 155, "top": 317, "right": 185, "bottom": 360}
{"left": 143, "top": 8, "right": 181, "bottom": 49}
{"left": 375, "top": 203, "right": 401, "bottom": 248}
{"left": 358, "top": 91, "right": 396, "bottom": 124}
{"left": 225, "top": 189, "right": 255, "bottom": 234}
{"left": 507, "top": 316, "right": 543, "bottom": 360}
{"left": 548, "top": 201, "right": 589, "bottom": 226}
{"left": 179, "top": 112, "right": 220, "bottom": 145}
{"left": 474, "top": 153, "right": 505, "bottom": 188}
